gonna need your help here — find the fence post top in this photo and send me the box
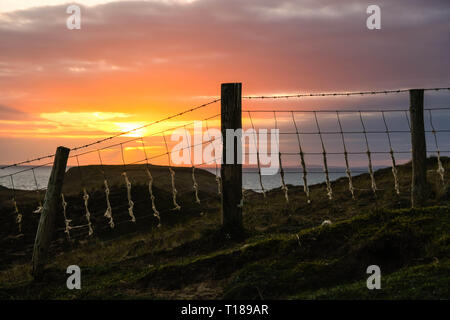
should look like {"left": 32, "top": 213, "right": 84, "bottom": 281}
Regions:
{"left": 57, "top": 146, "right": 70, "bottom": 152}
{"left": 221, "top": 83, "right": 242, "bottom": 87}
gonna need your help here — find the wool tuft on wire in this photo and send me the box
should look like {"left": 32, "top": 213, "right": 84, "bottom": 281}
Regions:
{"left": 273, "top": 112, "right": 288, "bottom": 203}
{"left": 183, "top": 126, "right": 201, "bottom": 204}
{"left": 61, "top": 193, "right": 72, "bottom": 240}
{"left": 122, "top": 172, "right": 136, "bottom": 223}
{"left": 429, "top": 110, "right": 446, "bottom": 188}
{"left": 291, "top": 112, "right": 311, "bottom": 203}
{"left": 82, "top": 188, "right": 94, "bottom": 236}
{"left": 33, "top": 206, "right": 43, "bottom": 214}
{"left": 13, "top": 200, "right": 22, "bottom": 234}
{"left": 314, "top": 112, "right": 333, "bottom": 200}
{"left": 9, "top": 176, "right": 23, "bottom": 234}
{"left": 75, "top": 156, "right": 93, "bottom": 236}
{"left": 381, "top": 112, "right": 400, "bottom": 195}
{"left": 238, "top": 189, "right": 245, "bottom": 208}
{"left": 163, "top": 134, "right": 181, "bottom": 211}
{"left": 192, "top": 167, "right": 201, "bottom": 204}
{"left": 97, "top": 150, "right": 115, "bottom": 228}
{"left": 31, "top": 168, "right": 44, "bottom": 214}
{"left": 145, "top": 168, "right": 161, "bottom": 227}
{"left": 140, "top": 138, "right": 162, "bottom": 226}
{"left": 248, "top": 111, "right": 266, "bottom": 197}
{"left": 336, "top": 112, "right": 355, "bottom": 199}
{"left": 359, "top": 112, "right": 377, "bottom": 195}
{"left": 103, "top": 179, "right": 115, "bottom": 228}
{"left": 169, "top": 167, "right": 181, "bottom": 211}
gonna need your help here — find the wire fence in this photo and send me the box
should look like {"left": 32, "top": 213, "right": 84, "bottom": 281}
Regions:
{"left": 0, "top": 99, "right": 223, "bottom": 264}
{"left": 1, "top": 86, "right": 450, "bottom": 269}
{"left": 242, "top": 108, "right": 450, "bottom": 199}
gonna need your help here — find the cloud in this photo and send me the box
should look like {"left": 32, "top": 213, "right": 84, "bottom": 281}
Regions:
{"left": 0, "top": 104, "right": 30, "bottom": 120}
{"left": 0, "top": 0, "right": 200, "bottom": 14}
{"left": 0, "top": 0, "right": 448, "bottom": 93}
{"left": 0, "top": 0, "right": 449, "bottom": 164}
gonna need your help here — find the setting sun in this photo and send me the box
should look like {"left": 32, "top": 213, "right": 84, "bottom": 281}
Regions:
{"left": 113, "top": 122, "right": 148, "bottom": 137}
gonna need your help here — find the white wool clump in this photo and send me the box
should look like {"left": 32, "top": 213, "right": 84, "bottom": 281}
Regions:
{"left": 321, "top": 220, "right": 332, "bottom": 226}
{"left": 122, "top": 172, "right": 136, "bottom": 223}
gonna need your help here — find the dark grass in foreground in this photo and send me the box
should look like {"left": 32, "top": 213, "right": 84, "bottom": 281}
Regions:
{"left": 0, "top": 158, "right": 450, "bottom": 299}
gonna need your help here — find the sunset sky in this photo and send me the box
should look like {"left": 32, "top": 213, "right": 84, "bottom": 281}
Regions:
{"left": 0, "top": 0, "right": 449, "bottom": 167}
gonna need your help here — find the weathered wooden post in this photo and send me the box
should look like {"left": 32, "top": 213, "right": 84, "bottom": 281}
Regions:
{"left": 32, "top": 146, "right": 70, "bottom": 279}
{"left": 409, "top": 89, "right": 427, "bottom": 207}
{"left": 221, "top": 83, "right": 243, "bottom": 233}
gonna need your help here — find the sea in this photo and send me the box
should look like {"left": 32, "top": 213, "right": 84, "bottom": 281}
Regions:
{"left": 0, "top": 165, "right": 376, "bottom": 192}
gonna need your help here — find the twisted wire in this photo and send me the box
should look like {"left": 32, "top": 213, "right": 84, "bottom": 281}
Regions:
{"left": 274, "top": 112, "right": 289, "bottom": 203}
{"left": 183, "top": 125, "right": 201, "bottom": 204}
{"left": 428, "top": 109, "right": 445, "bottom": 186}
{"left": 381, "top": 112, "right": 400, "bottom": 195}
{"left": 359, "top": 112, "right": 377, "bottom": 195}
{"left": 204, "top": 119, "right": 222, "bottom": 195}
{"left": 31, "top": 168, "right": 44, "bottom": 214}
{"left": 247, "top": 111, "right": 266, "bottom": 197}
{"left": 76, "top": 155, "right": 94, "bottom": 236}
{"left": 140, "top": 138, "right": 161, "bottom": 227}
{"left": 163, "top": 133, "right": 181, "bottom": 211}
{"left": 314, "top": 112, "right": 333, "bottom": 200}
{"left": 98, "top": 149, "right": 115, "bottom": 228}
{"left": 291, "top": 112, "right": 310, "bottom": 203}
{"left": 120, "top": 143, "right": 136, "bottom": 223}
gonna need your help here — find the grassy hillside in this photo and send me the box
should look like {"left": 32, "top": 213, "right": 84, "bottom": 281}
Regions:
{"left": 0, "top": 158, "right": 449, "bottom": 299}
{"left": 0, "top": 165, "right": 220, "bottom": 268}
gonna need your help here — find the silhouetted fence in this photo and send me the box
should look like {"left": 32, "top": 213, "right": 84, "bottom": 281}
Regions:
{"left": 0, "top": 84, "right": 449, "bottom": 277}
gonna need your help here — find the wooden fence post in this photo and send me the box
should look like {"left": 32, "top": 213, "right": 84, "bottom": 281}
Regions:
{"left": 221, "top": 83, "right": 243, "bottom": 234}
{"left": 409, "top": 89, "right": 428, "bottom": 207}
{"left": 32, "top": 146, "right": 70, "bottom": 279}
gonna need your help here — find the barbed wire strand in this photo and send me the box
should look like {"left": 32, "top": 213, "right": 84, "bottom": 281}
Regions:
{"left": 0, "top": 160, "right": 54, "bottom": 180}
{"left": 242, "top": 169, "right": 381, "bottom": 174}
{"left": 243, "top": 87, "right": 450, "bottom": 100}
{"left": 2, "top": 89, "right": 448, "bottom": 170}
{"left": 243, "top": 150, "right": 448, "bottom": 156}
{"left": 1, "top": 108, "right": 446, "bottom": 180}
{"left": 68, "top": 112, "right": 222, "bottom": 161}
{"left": 0, "top": 99, "right": 221, "bottom": 170}
{"left": 0, "top": 154, "right": 56, "bottom": 171}
{"left": 69, "top": 99, "right": 221, "bottom": 153}
{"left": 242, "top": 107, "right": 450, "bottom": 114}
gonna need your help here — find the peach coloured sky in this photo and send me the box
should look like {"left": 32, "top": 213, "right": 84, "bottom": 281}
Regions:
{"left": 0, "top": 0, "right": 449, "bottom": 166}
